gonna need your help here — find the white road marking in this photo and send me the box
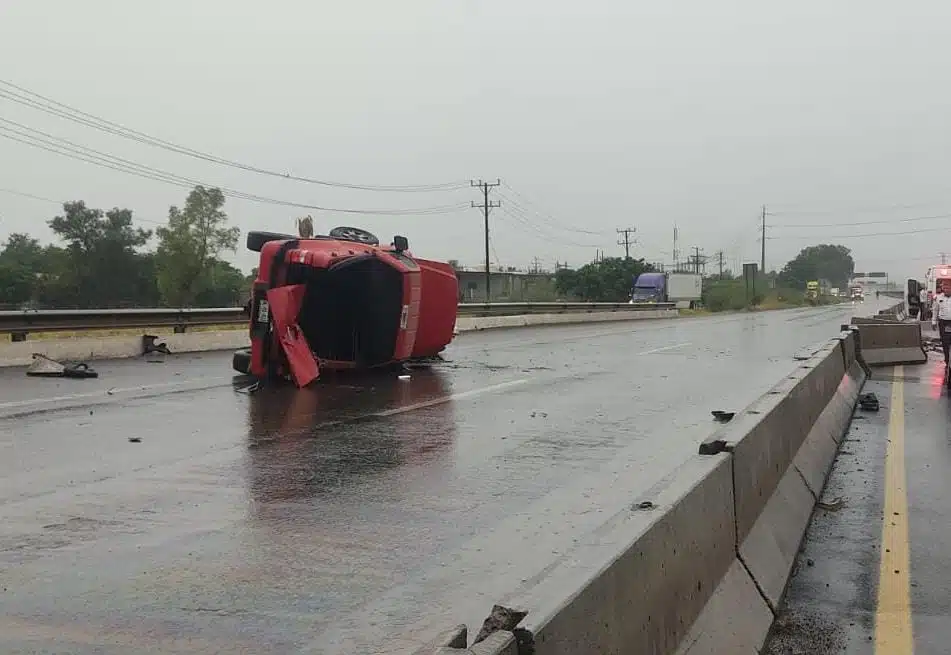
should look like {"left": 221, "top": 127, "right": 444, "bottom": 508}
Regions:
{"left": 637, "top": 342, "right": 691, "bottom": 356}
{"left": 0, "top": 378, "right": 227, "bottom": 411}
{"left": 374, "top": 378, "right": 529, "bottom": 417}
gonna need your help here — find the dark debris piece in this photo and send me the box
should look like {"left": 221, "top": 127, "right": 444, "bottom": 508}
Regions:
{"left": 711, "top": 410, "right": 735, "bottom": 423}
{"left": 26, "top": 354, "right": 98, "bottom": 379}
{"left": 142, "top": 334, "right": 171, "bottom": 356}
{"left": 473, "top": 604, "right": 529, "bottom": 645}
{"left": 859, "top": 393, "right": 880, "bottom": 412}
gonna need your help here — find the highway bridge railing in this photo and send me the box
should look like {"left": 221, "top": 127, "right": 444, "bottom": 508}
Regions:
{"left": 0, "top": 302, "right": 674, "bottom": 340}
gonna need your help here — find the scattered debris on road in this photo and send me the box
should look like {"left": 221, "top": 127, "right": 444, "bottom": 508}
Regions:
{"left": 142, "top": 335, "right": 171, "bottom": 356}
{"left": 26, "top": 354, "right": 98, "bottom": 379}
{"left": 859, "top": 393, "right": 880, "bottom": 412}
{"left": 712, "top": 410, "right": 735, "bottom": 422}
{"left": 128, "top": 437, "right": 142, "bottom": 443}
{"left": 817, "top": 497, "right": 846, "bottom": 512}
{"left": 473, "top": 604, "right": 529, "bottom": 645}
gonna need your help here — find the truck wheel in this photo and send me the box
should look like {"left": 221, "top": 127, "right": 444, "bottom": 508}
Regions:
{"left": 232, "top": 348, "right": 252, "bottom": 375}
{"left": 246, "top": 231, "right": 296, "bottom": 253}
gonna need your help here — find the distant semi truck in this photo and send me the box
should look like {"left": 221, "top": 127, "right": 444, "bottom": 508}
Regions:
{"left": 629, "top": 272, "right": 702, "bottom": 309}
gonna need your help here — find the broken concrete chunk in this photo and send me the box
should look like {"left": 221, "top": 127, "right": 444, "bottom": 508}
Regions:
{"left": 26, "top": 353, "right": 65, "bottom": 377}
{"left": 473, "top": 605, "right": 528, "bottom": 645}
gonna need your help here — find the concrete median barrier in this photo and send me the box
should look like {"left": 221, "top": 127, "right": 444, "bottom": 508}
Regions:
{"left": 0, "top": 330, "right": 251, "bottom": 368}
{"left": 723, "top": 340, "right": 861, "bottom": 609}
{"left": 419, "top": 331, "right": 867, "bottom": 654}
{"left": 454, "top": 308, "right": 677, "bottom": 332}
{"left": 851, "top": 321, "right": 927, "bottom": 366}
{"left": 513, "top": 454, "right": 770, "bottom": 655}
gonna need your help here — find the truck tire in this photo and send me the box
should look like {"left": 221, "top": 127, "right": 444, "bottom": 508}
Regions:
{"left": 232, "top": 348, "right": 252, "bottom": 375}
{"left": 246, "top": 231, "right": 296, "bottom": 253}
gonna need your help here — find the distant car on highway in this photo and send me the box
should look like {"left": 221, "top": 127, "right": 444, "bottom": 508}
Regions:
{"left": 234, "top": 225, "right": 458, "bottom": 385}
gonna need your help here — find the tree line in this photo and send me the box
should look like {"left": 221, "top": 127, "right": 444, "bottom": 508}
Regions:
{"left": 0, "top": 185, "right": 247, "bottom": 309}
{"left": 551, "top": 244, "right": 857, "bottom": 306}
{"left": 1, "top": 190, "right": 859, "bottom": 310}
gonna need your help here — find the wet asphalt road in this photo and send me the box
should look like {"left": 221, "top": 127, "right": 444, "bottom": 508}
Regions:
{"left": 0, "top": 302, "right": 888, "bottom": 654}
{"left": 766, "top": 340, "right": 951, "bottom": 655}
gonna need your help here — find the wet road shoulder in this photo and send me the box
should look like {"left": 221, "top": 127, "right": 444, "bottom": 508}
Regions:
{"left": 765, "top": 360, "right": 951, "bottom": 655}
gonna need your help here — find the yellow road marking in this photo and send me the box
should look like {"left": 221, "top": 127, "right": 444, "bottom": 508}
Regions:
{"left": 875, "top": 365, "right": 914, "bottom": 653}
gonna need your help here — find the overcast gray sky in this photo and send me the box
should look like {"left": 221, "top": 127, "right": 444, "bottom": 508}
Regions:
{"left": 1, "top": 0, "right": 949, "bottom": 280}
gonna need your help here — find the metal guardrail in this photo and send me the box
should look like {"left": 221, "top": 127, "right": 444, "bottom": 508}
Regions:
{"left": 0, "top": 302, "right": 675, "bottom": 339}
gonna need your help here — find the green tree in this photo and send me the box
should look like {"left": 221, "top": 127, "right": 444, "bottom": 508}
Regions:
{"left": 778, "top": 244, "right": 855, "bottom": 290}
{"left": 155, "top": 186, "right": 240, "bottom": 306}
{"left": 0, "top": 234, "right": 44, "bottom": 307}
{"left": 193, "top": 259, "right": 248, "bottom": 307}
{"left": 554, "top": 267, "right": 580, "bottom": 298}
{"left": 555, "top": 257, "right": 654, "bottom": 301}
{"left": 47, "top": 201, "right": 153, "bottom": 307}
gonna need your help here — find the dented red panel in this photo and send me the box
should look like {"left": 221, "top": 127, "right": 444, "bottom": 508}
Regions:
{"left": 412, "top": 258, "right": 459, "bottom": 358}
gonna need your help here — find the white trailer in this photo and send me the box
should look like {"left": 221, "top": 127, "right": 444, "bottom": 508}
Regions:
{"left": 666, "top": 273, "right": 702, "bottom": 309}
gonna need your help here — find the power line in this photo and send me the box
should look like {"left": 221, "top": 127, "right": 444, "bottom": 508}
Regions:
{"left": 767, "top": 224, "right": 951, "bottom": 240}
{"left": 0, "top": 118, "right": 469, "bottom": 216}
{"left": 0, "top": 78, "right": 466, "bottom": 193}
{"left": 0, "top": 187, "right": 62, "bottom": 204}
{"left": 770, "top": 211, "right": 951, "bottom": 229}
{"left": 768, "top": 201, "right": 942, "bottom": 216}
{"left": 499, "top": 199, "right": 608, "bottom": 248}
{"left": 499, "top": 182, "right": 602, "bottom": 236}
{"left": 0, "top": 186, "right": 173, "bottom": 227}
{"left": 496, "top": 204, "right": 603, "bottom": 248}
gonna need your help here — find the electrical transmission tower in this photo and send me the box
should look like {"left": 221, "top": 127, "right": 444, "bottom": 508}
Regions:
{"left": 471, "top": 179, "right": 501, "bottom": 302}
{"left": 617, "top": 227, "right": 636, "bottom": 259}
{"left": 688, "top": 247, "right": 708, "bottom": 275}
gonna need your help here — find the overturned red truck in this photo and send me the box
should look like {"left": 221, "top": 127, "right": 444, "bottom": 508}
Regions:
{"left": 232, "top": 226, "right": 458, "bottom": 386}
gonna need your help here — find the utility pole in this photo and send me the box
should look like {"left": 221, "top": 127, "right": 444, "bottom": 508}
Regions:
{"left": 617, "top": 227, "right": 636, "bottom": 260}
{"left": 673, "top": 225, "right": 680, "bottom": 271}
{"left": 715, "top": 250, "right": 724, "bottom": 278}
{"left": 760, "top": 205, "right": 767, "bottom": 275}
{"left": 471, "top": 179, "right": 501, "bottom": 302}
{"left": 942, "top": 252, "right": 948, "bottom": 265}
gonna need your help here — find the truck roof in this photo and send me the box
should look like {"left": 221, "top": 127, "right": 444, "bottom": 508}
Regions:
{"left": 635, "top": 272, "right": 665, "bottom": 284}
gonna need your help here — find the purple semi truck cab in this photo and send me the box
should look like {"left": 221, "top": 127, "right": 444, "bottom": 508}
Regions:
{"left": 630, "top": 272, "right": 667, "bottom": 302}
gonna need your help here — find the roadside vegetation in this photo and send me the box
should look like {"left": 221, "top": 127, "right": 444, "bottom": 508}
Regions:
{"left": 0, "top": 185, "right": 247, "bottom": 310}
{"left": 0, "top": 189, "right": 859, "bottom": 315}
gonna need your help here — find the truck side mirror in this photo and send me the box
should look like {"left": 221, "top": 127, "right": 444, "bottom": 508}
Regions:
{"left": 393, "top": 235, "right": 409, "bottom": 253}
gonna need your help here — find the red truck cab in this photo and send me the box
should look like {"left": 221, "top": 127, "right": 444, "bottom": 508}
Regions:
{"left": 235, "top": 227, "right": 458, "bottom": 383}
